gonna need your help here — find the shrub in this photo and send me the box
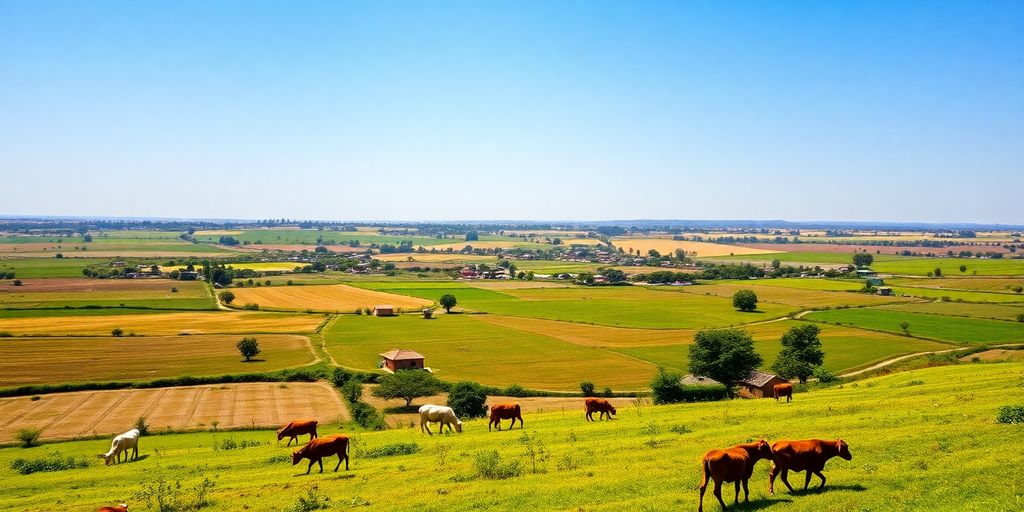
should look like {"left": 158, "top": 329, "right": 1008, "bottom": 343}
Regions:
{"left": 134, "top": 476, "right": 215, "bottom": 512}
{"left": 601, "top": 387, "right": 613, "bottom": 398}
{"left": 349, "top": 402, "right": 387, "bottom": 430}
{"left": 218, "top": 290, "right": 235, "bottom": 304}
{"left": 0, "top": 331, "right": 12, "bottom": 337}
{"left": 215, "top": 438, "right": 267, "bottom": 451}
{"left": 361, "top": 443, "right": 420, "bottom": 458}
{"left": 285, "top": 486, "right": 331, "bottom": 512}
{"left": 15, "top": 428, "right": 41, "bottom": 448}
{"left": 134, "top": 417, "right": 150, "bottom": 436}
{"left": 243, "top": 303, "right": 260, "bottom": 310}
{"left": 473, "top": 450, "right": 521, "bottom": 479}
{"left": 579, "top": 381, "right": 595, "bottom": 397}
{"left": 503, "top": 384, "right": 528, "bottom": 397}
{"left": 341, "top": 379, "right": 364, "bottom": 403}
{"left": 814, "top": 367, "right": 840, "bottom": 385}
{"left": 1017, "top": 313, "right": 1024, "bottom": 323}
{"left": 997, "top": 405, "right": 1024, "bottom": 424}
{"left": 170, "top": 287, "right": 178, "bottom": 293}
{"left": 111, "top": 328, "right": 124, "bottom": 337}
{"left": 447, "top": 381, "right": 488, "bottom": 419}
{"left": 9, "top": 452, "right": 88, "bottom": 474}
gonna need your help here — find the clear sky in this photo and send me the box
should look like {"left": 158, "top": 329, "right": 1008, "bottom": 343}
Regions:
{"left": 1, "top": 1, "right": 1022, "bottom": 223}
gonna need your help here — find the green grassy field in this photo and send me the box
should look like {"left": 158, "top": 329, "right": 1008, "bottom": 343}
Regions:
{"left": 805, "top": 307, "right": 1024, "bottom": 344}
{"left": 352, "top": 282, "right": 796, "bottom": 329}
{"left": 886, "top": 277, "right": 1024, "bottom": 293}
{"left": 2, "top": 362, "right": 1022, "bottom": 511}
{"left": 877, "top": 302, "right": 1024, "bottom": 322}
{"left": 886, "top": 286, "right": 1024, "bottom": 303}
{"left": 191, "top": 229, "right": 456, "bottom": 248}
{"left": 873, "top": 257, "right": 1024, "bottom": 277}
{"left": 0, "top": 258, "right": 109, "bottom": 278}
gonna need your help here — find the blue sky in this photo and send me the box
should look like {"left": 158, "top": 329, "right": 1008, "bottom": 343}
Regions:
{"left": 1, "top": 1, "right": 1021, "bottom": 222}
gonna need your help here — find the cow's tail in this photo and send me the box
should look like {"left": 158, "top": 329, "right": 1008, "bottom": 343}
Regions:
{"left": 700, "top": 457, "right": 710, "bottom": 490}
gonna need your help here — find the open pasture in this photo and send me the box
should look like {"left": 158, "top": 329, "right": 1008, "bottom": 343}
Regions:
{"left": 2, "top": 363, "right": 1022, "bottom": 510}
{"left": 229, "top": 283, "right": 433, "bottom": 312}
{"left": 191, "top": 229, "right": 448, "bottom": 248}
{"left": 372, "top": 253, "right": 496, "bottom": 263}
{"left": 0, "top": 258, "right": 109, "bottom": 279}
{"left": 0, "top": 382, "right": 346, "bottom": 444}
{"left": 0, "top": 334, "right": 315, "bottom": 387}
{"left": 886, "top": 277, "right": 1024, "bottom": 293}
{"left": 886, "top": 285, "right": 1024, "bottom": 303}
{"left": 672, "top": 282, "right": 912, "bottom": 308}
{"left": 0, "top": 311, "right": 324, "bottom": 336}
{"left": 876, "top": 302, "right": 1024, "bottom": 322}
{"left": 872, "top": 257, "right": 1024, "bottom": 277}
{"left": 324, "top": 314, "right": 660, "bottom": 391}
{"left": 0, "top": 278, "right": 214, "bottom": 310}
{"left": 805, "top": 307, "right": 1024, "bottom": 344}
{"left": 725, "top": 277, "right": 866, "bottom": 292}
{"left": 612, "top": 237, "right": 777, "bottom": 257}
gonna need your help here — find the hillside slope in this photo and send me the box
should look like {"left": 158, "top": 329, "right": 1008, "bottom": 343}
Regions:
{"left": 2, "top": 363, "right": 1023, "bottom": 511}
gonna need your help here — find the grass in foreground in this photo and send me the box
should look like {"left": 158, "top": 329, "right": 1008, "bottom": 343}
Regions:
{"left": 1, "top": 363, "right": 1022, "bottom": 511}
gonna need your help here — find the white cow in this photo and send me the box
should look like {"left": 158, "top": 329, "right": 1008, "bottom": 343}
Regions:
{"left": 99, "top": 428, "right": 140, "bottom": 465}
{"left": 418, "top": 405, "right": 462, "bottom": 435}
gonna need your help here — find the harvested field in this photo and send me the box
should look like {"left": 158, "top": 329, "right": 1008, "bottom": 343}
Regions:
{"left": 372, "top": 253, "right": 495, "bottom": 263}
{"left": 0, "top": 334, "right": 315, "bottom": 387}
{"left": 229, "top": 283, "right": 433, "bottom": 312}
{"left": 0, "top": 278, "right": 193, "bottom": 293}
{"left": 0, "top": 311, "right": 324, "bottom": 336}
{"left": 0, "top": 278, "right": 213, "bottom": 309}
{"left": 611, "top": 238, "right": 776, "bottom": 258}
{"left": 465, "top": 281, "right": 574, "bottom": 290}
{"left": 960, "top": 349, "right": 1024, "bottom": 362}
{"left": 363, "top": 389, "right": 635, "bottom": 427}
{"left": 429, "top": 240, "right": 544, "bottom": 251}
{"left": 244, "top": 244, "right": 367, "bottom": 253}
{"left": 0, "top": 382, "right": 347, "bottom": 443}
{"left": 735, "top": 242, "right": 1014, "bottom": 255}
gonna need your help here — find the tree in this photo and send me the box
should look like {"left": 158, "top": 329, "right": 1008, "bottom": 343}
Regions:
{"left": 465, "top": 231, "right": 479, "bottom": 242}
{"left": 732, "top": 290, "right": 758, "bottom": 312}
{"left": 83, "top": 234, "right": 93, "bottom": 242}
{"left": 900, "top": 321, "right": 910, "bottom": 336}
{"left": 688, "top": 328, "right": 763, "bottom": 393}
{"left": 852, "top": 253, "right": 874, "bottom": 268}
{"left": 447, "top": 381, "right": 489, "bottom": 419}
{"left": 371, "top": 370, "right": 444, "bottom": 407}
{"left": 771, "top": 259, "right": 781, "bottom": 270}
{"left": 219, "top": 291, "right": 235, "bottom": 304}
{"left": 959, "top": 265, "right": 967, "bottom": 273}
{"left": 439, "top": 294, "right": 457, "bottom": 313}
{"left": 340, "top": 379, "right": 364, "bottom": 403}
{"left": 236, "top": 337, "right": 260, "bottom": 361}
{"left": 771, "top": 324, "right": 824, "bottom": 383}
{"left": 111, "top": 328, "right": 124, "bottom": 337}
{"left": 934, "top": 267, "right": 942, "bottom": 277}
{"left": 649, "top": 367, "right": 686, "bottom": 404}
{"left": 580, "top": 381, "right": 595, "bottom": 396}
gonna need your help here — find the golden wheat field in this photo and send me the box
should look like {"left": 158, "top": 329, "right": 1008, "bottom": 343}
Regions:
{"left": 611, "top": 238, "right": 778, "bottom": 257}
{"left": 0, "top": 311, "right": 324, "bottom": 336}
{"left": 229, "top": 283, "right": 433, "bottom": 312}
{"left": 0, "top": 382, "right": 348, "bottom": 443}
{"left": 0, "top": 334, "right": 316, "bottom": 387}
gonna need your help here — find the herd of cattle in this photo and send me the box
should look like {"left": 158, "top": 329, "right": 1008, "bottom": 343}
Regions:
{"left": 94, "top": 395, "right": 851, "bottom": 511}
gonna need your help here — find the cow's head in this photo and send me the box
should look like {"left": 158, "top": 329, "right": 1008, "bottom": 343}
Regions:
{"left": 755, "top": 439, "right": 774, "bottom": 460}
{"left": 276, "top": 427, "right": 286, "bottom": 441}
{"left": 455, "top": 420, "right": 463, "bottom": 433}
{"left": 97, "top": 453, "right": 114, "bottom": 466}
{"left": 609, "top": 405, "right": 617, "bottom": 416}
{"left": 836, "top": 439, "right": 852, "bottom": 460}
{"left": 291, "top": 446, "right": 306, "bottom": 466}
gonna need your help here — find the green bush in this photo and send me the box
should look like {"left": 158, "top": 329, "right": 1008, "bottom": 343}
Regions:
{"left": 10, "top": 452, "right": 89, "bottom": 475}
{"left": 579, "top": 381, "right": 595, "bottom": 397}
{"left": 814, "top": 367, "right": 840, "bottom": 385}
{"left": 650, "top": 367, "right": 727, "bottom": 404}
{"left": 0, "top": 331, "right": 13, "bottom": 337}
{"left": 473, "top": 450, "right": 522, "bottom": 480}
{"left": 341, "top": 380, "right": 364, "bottom": 403}
{"left": 447, "top": 381, "right": 488, "bottom": 419}
{"left": 215, "top": 438, "right": 267, "bottom": 451}
{"left": 503, "top": 384, "right": 528, "bottom": 397}
{"left": 350, "top": 402, "right": 387, "bottom": 430}
{"left": 243, "top": 303, "right": 260, "bottom": 310}
{"left": 997, "top": 405, "right": 1024, "bottom": 424}
{"left": 15, "top": 428, "right": 41, "bottom": 448}
{"left": 361, "top": 443, "right": 420, "bottom": 458}
{"left": 285, "top": 486, "right": 331, "bottom": 512}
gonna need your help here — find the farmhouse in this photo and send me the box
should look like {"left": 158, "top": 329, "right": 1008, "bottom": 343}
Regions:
{"left": 379, "top": 349, "right": 426, "bottom": 372}
{"left": 373, "top": 305, "right": 395, "bottom": 317}
{"left": 877, "top": 286, "right": 893, "bottom": 296}
{"left": 737, "top": 370, "right": 789, "bottom": 398}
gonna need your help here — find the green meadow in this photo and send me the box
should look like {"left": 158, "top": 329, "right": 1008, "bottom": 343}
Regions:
{"left": 2, "top": 363, "right": 1022, "bottom": 511}
{"left": 806, "top": 307, "right": 1024, "bottom": 344}
{"left": 0, "top": 258, "right": 109, "bottom": 278}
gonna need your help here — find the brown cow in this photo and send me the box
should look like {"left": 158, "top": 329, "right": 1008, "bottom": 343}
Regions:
{"left": 488, "top": 403, "right": 523, "bottom": 431}
{"left": 773, "top": 383, "right": 793, "bottom": 402}
{"left": 584, "top": 398, "right": 616, "bottom": 421}
{"left": 769, "top": 439, "right": 852, "bottom": 494}
{"left": 96, "top": 505, "right": 128, "bottom": 512}
{"left": 698, "top": 440, "right": 774, "bottom": 512}
{"left": 277, "top": 419, "right": 318, "bottom": 446}
{"left": 292, "top": 435, "right": 350, "bottom": 475}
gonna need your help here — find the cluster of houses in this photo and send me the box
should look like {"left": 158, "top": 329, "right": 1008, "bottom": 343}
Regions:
{"left": 459, "top": 267, "right": 512, "bottom": 279}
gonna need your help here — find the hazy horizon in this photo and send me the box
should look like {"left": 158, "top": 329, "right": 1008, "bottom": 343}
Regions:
{"left": 2, "top": 1, "right": 1022, "bottom": 223}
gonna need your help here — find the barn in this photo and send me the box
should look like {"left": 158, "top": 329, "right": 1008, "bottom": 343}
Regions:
{"left": 737, "top": 370, "right": 789, "bottom": 398}
{"left": 379, "top": 349, "right": 426, "bottom": 372}
{"left": 373, "top": 305, "right": 395, "bottom": 317}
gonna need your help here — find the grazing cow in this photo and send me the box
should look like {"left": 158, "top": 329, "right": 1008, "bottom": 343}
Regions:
{"left": 698, "top": 439, "right": 774, "bottom": 512}
{"left": 584, "top": 398, "right": 616, "bottom": 421}
{"left": 419, "top": 404, "right": 462, "bottom": 435}
{"left": 773, "top": 383, "right": 793, "bottom": 403}
{"left": 488, "top": 403, "right": 523, "bottom": 431}
{"left": 96, "top": 505, "right": 128, "bottom": 512}
{"left": 769, "top": 439, "right": 852, "bottom": 494}
{"left": 277, "top": 419, "right": 318, "bottom": 447}
{"left": 98, "top": 429, "right": 140, "bottom": 466}
{"left": 292, "top": 435, "right": 350, "bottom": 475}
